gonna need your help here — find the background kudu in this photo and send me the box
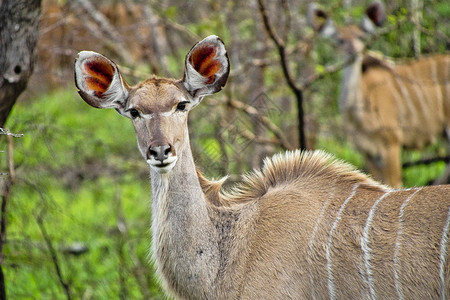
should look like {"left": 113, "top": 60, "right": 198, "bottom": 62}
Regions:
{"left": 74, "top": 35, "right": 450, "bottom": 299}
{"left": 309, "top": 2, "right": 450, "bottom": 188}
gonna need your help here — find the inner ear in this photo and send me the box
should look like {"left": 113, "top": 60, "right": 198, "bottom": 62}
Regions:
{"left": 307, "top": 3, "right": 335, "bottom": 37}
{"left": 365, "top": 2, "right": 385, "bottom": 27}
{"left": 81, "top": 56, "right": 115, "bottom": 97}
{"left": 75, "top": 51, "right": 129, "bottom": 111}
{"left": 183, "top": 35, "right": 229, "bottom": 98}
{"left": 189, "top": 44, "right": 222, "bottom": 84}
{"left": 313, "top": 9, "right": 329, "bottom": 31}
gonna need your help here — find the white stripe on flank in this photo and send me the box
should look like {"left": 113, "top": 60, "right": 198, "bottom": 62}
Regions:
{"left": 446, "top": 58, "right": 450, "bottom": 100}
{"left": 326, "top": 183, "right": 359, "bottom": 300}
{"left": 429, "top": 58, "right": 443, "bottom": 112}
{"left": 391, "top": 75, "right": 414, "bottom": 121}
{"left": 361, "top": 190, "right": 392, "bottom": 300}
{"left": 409, "top": 64, "right": 429, "bottom": 123}
{"left": 393, "top": 188, "right": 422, "bottom": 300}
{"left": 440, "top": 207, "right": 450, "bottom": 300}
{"left": 308, "top": 180, "right": 337, "bottom": 300}
{"left": 309, "top": 179, "right": 337, "bottom": 252}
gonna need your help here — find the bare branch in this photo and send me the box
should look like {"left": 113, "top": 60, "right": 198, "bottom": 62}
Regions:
{"left": 72, "top": 0, "right": 134, "bottom": 66}
{"left": 225, "top": 123, "right": 282, "bottom": 146}
{"left": 301, "top": 58, "right": 352, "bottom": 89}
{"left": 227, "top": 98, "right": 294, "bottom": 150}
{"left": 403, "top": 155, "right": 450, "bottom": 169}
{"left": 0, "top": 128, "right": 23, "bottom": 138}
{"left": 36, "top": 215, "right": 72, "bottom": 300}
{"left": 257, "top": 0, "right": 306, "bottom": 150}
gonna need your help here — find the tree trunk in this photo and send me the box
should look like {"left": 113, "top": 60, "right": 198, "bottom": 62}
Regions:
{"left": 0, "top": 1, "right": 41, "bottom": 298}
{"left": 0, "top": 0, "right": 42, "bottom": 127}
{"left": 411, "top": 0, "right": 422, "bottom": 57}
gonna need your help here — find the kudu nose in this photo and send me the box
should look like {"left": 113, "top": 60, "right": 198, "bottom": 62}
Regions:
{"left": 147, "top": 145, "right": 173, "bottom": 163}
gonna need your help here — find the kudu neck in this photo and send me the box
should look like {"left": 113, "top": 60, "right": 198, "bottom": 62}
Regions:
{"left": 149, "top": 136, "right": 220, "bottom": 298}
{"left": 339, "top": 53, "right": 364, "bottom": 112}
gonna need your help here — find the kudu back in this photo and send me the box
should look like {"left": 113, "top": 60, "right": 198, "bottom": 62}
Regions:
{"left": 309, "top": 2, "right": 450, "bottom": 188}
{"left": 74, "top": 35, "right": 450, "bottom": 299}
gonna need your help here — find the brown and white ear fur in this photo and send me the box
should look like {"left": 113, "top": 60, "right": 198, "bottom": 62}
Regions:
{"left": 361, "top": 1, "right": 386, "bottom": 33}
{"left": 182, "top": 35, "right": 230, "bottom": 103}
{"left": 307, "top": 3, "right": 336, "bottom": 38}
{"left": 75, "top": 51, "right": 130, "bottom": 115}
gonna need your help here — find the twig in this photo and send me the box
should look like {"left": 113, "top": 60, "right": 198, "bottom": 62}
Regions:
{"left": 36, "top": 215, "right": 71, "bottom": 300}
{"left": 402, "top": 155, "right": 450, "bottom": 169}
{"left": 72, "top": 0, "right": 134, "bottom": 66}
{"left": 257, "top": 0, "right": 306, "bottom": 150}
{"left": 0, "top": 128, "right": 23, "bottom": 138}
{"left": 115, "top": 191, "right": 128, "bottom": 300}
{"left": 224, "top": 122, "right": 281, "bottom": 146}
{"left": 227, "top": 98, "right": 293, "bottom": 150}
{"left": 164, "top": 18, "right": 200, "bottom": 42}
{"left": 301, "top": 58, "right": 352, "bottom": 89}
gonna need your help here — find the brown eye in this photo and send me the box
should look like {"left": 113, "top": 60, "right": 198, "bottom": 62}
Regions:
{"left": 128, "top": 108, "right": 140, "bottom": 119}
{"left": 176, "top": 101, "right": 188, "bottom": 112}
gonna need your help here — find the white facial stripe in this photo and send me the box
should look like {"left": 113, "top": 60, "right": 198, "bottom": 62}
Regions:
{"left": 160, "top": 111, "right": 174, "bottom": 117}
{"left": 132, "top": 96, "right": 190, "bottom": 119}
{"left": 139, "top": 110, "right": 181, "bottom": 120}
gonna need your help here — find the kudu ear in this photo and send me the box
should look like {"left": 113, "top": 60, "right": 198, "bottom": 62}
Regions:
{"left": 74, "top": 51, "right": 130, "bottom": 114}
{"left": 182, "top": 35, "right": 230, "bottom": 102}
{"left": 307, "top": 3, "right": 336, "bottom": 37}
{"left": 361, "top": 1, "right": 385, "bottom": 33}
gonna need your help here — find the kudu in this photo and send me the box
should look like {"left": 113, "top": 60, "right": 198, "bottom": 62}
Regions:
{"left": 75, "top": 35, "right": 450, "bottom": 299}
{"left": 309, "top": 2, "right": 450, "bottom": 188}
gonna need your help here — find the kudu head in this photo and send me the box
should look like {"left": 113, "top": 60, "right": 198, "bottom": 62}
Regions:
{"left": 308, "top": 1, "right": 386, "bottom": 57}
{"left": 74, "top": 35, "right": 230, "bottom": 174}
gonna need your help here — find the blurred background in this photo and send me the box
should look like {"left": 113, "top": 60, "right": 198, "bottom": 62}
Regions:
{"left": 0, "top": 0, "right": 448, "bottom": 298}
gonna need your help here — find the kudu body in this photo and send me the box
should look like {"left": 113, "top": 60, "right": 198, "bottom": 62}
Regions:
{"left": 309, "top": 2, "right": 450, "bottom": 188}
{"left": 75, "top": 36, "right": 450, "bottom": 299}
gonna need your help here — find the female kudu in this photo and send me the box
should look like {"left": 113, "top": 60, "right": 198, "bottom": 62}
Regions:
{"left": 75, "top": 35, "right": 450, "bottom": 299}
{"left": 308, "top": 2, "right": 450, "bottom": 188}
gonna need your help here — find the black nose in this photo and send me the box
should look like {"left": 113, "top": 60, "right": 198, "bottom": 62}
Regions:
{"left": 147, "top": 145, "right": 172, "bottom": 163}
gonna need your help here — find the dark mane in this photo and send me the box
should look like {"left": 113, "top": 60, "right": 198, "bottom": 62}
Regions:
{"left": 362, "top": 53, "right": 393, "bottom": 73}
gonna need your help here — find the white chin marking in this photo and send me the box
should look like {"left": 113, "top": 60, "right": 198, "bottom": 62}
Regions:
{"left": 147, "top": 156, "right": 177, "bottom": 174}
